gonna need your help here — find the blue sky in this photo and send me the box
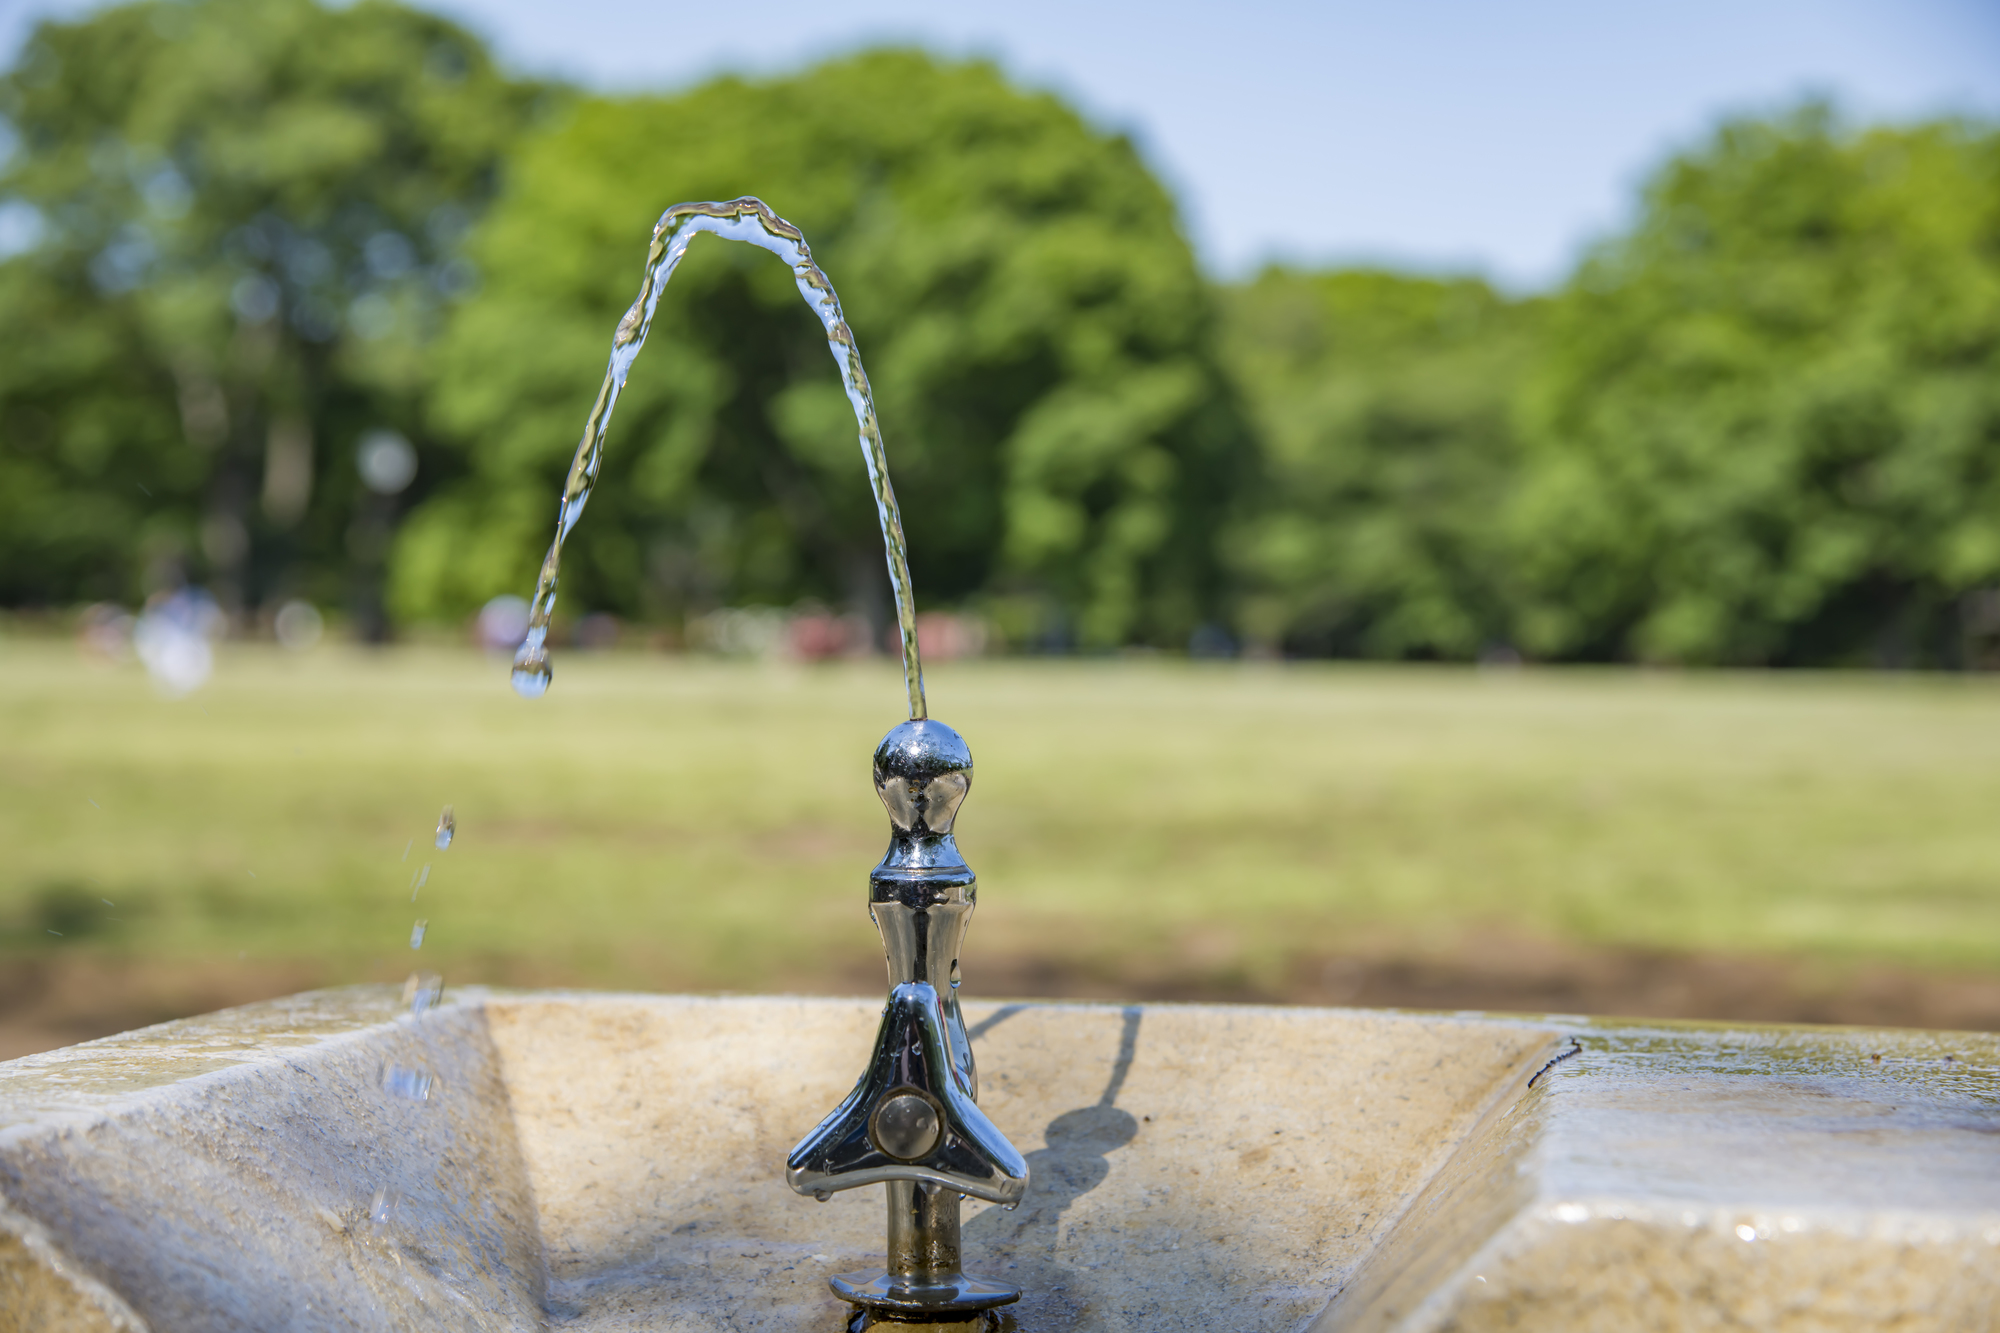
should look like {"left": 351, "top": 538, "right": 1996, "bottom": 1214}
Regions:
{"left": 4, "top": 0, "right": 1996, "bottom": 287}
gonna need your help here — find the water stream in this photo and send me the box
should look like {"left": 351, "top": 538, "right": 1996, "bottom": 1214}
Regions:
{"left": 510, "top": 197, "right": 928, "bottom": 719}
{"left": 382, "top": 803, "right": 451, "bottom": 1106}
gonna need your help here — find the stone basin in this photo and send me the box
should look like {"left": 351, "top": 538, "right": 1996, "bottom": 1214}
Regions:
{"left": 0, "top": 989, "right": 1995, "bottom": 1331}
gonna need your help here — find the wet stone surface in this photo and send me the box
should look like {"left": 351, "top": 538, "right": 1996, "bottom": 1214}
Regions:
{"left": 0, "top": 990, "right": 1994, "bottom": 1331}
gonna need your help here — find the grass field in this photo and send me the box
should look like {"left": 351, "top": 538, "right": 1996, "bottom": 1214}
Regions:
{"left": 7, "top": 636, "right": 2000, "bottom": 1018}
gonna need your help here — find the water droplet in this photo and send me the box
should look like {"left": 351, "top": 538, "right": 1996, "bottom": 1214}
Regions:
{"left": 409, "top": 919, "right": 427, "bottom": 949}
{"left": 383, "top": 1064, "right": 433, "bottom": 1101}
{"left": 510, "top": 650, "right": 551, "bottom": 699}
{"left": 434, "top": 806, "right": 455, "bottom": 850}
{"left": 814, "top": 1190, "right": 831, "bottom": 1203}
{"left": 370, "top": 1186, "right": 393, "bottom": 1224}
{"left": 409, "top": 864, "right": 429, "bottom": 900}
{"left": 100, "top": 898, "right": 114, "bottom": 907}
{"left": 400, "top": 838, "right": 412, "bottom": 863}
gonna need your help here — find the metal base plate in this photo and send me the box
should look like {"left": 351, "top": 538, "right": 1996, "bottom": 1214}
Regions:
{"left": 829, "top": 1270, "right": 1021, "bottom": 1315}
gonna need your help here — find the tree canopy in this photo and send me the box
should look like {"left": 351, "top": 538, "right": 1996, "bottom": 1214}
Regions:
{"left": 394, "top": 49, "right": 1249, "bottom": 649}
{"left": 1219, "top": 268, "right": 1540, "bottom": 658}
{"left": 0, "top": 0, "right": 536, "bottom": 624}
{"left": 6, "top": 0, "right": 1999, "bottom": 671}
{"left": 1510, "top": 106, "right": 2000, "bottom": 666}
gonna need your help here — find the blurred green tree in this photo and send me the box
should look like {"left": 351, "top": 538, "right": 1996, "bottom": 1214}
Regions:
{"left": 0, "top": 0, "right": 536, "bottom": 628}
{"left": 1510, "top": 105, "right": 2000, "bottom": 665}
{"left": 1217, "top": 268, "right": 1540, "bottom": 657}
{"left": 396, "top": 49, "right": 1249, "bottom": 649}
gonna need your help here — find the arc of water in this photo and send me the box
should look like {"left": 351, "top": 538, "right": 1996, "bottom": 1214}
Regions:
{"left": 511, "top": 196, "right": 928, "bottom": 721}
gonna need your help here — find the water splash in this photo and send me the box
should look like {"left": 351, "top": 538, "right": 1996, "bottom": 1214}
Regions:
{"left": 434, "top": 805, "right": 455, "bottom": 850}
{"left": 403, "top": 971, "right": 443, "bottom": 1017}
{"left": 382, "top": 1064, "right": 433, "bottom": 1101}
{"left": 511, "top": 197, "right": 928, "bottom": 720}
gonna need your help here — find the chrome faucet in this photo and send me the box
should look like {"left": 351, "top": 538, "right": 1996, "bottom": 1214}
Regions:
{"left": 788, "top": 718, "right": 1028, "bottom": 1324}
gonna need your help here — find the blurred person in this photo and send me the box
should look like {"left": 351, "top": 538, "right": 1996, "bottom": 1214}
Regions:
{"left": 133, "top": 585, "right": 223, "bottom": 695}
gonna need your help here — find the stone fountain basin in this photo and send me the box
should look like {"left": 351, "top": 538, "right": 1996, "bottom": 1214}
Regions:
{"left": 0, "top": 990, "right": 1995, "bottom": 1331}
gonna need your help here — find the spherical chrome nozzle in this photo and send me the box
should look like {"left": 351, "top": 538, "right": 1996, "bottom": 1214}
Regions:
{"left": 873, "top": 720, "right": 972, "bottom": 837}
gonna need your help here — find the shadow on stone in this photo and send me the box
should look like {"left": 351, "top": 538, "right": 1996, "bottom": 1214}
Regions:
{"left": 969, "top": 1007, "right": 1140, "bottom": 1329}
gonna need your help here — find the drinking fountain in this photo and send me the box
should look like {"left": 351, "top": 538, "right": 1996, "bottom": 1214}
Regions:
{"left": 508, "top": 195, "right": 1032, "bottom": 1323}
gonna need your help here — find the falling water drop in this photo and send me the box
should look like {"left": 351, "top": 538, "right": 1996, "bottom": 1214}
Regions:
{"left": 410, "top": 919, "right": 427, "bottom": 950}
{"left": 370, "top": 1186, "right": 393, "bottom": 1225}
{"left": 434, "top": 805, "right": 455, "bottom": 850}
{"left": 409, "top": 864, "right": 429, "bottom": 900}
{"left": 510, "top": 638, "right": 552, "bottom": 699}
{"left": 510, "top": 660, "right": 552, "bottom": 699}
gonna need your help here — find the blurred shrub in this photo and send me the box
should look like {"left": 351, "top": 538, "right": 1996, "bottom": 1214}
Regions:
{"left": 1510, "top": 105, "right": 2000, "bottom": 665}
{"left": 0, "top": 0, "right": 537, "bottom": 624}
{"left": 394, "top": 49, "right": 1251, "bottom": 649}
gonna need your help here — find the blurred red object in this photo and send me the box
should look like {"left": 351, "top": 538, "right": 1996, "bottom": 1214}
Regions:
{"left": 882, "top": 613, "right": 990, "bottom": 662}
{"left": 789, "top": 612, "right": 863, "bottom": 661}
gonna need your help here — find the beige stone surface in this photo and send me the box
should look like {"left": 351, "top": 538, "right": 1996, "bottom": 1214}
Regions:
{"left": 483, "top": 996, "right": 1548, "bottom": 1332}
{"left": 0, "top": 989, "right": 1992, "bottom": 1332}
{"left": 0, "top": 989, "right": 544, "bottom": 1332}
